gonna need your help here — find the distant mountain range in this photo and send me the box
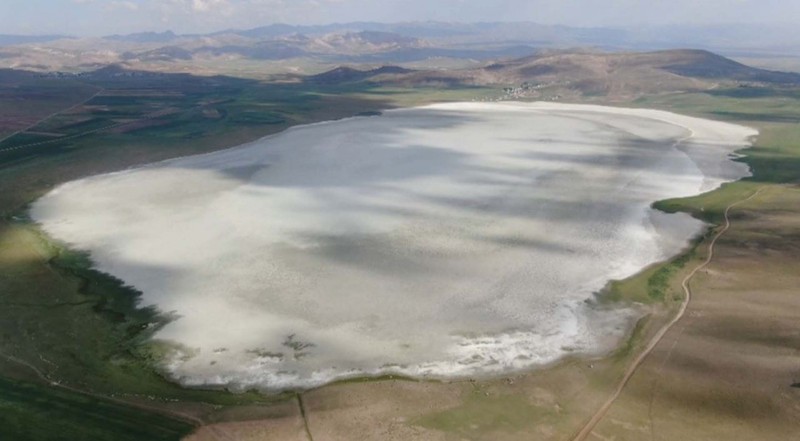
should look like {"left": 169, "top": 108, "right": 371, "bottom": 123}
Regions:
{"left": 0, "top": 34, "right": 70, "bottom": 46}
{"left": 2, "top": 22, "right": 800, "bottom": 76}
{"left": 4, "top": 43, "right": 797, "bottom": 105}
{"left": 6, "top": 21, "right": 796, "bottom": 50}
{"left": 307, "top": 49, "right": 800, "bottom": 100}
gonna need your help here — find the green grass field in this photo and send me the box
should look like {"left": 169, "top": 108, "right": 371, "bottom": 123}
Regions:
{"left": 0, "top": 376, "right": 195, "bottom": 441}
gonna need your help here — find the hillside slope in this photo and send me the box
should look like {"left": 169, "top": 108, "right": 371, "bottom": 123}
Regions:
{"left": 333, "top": 49, "right": 800, "bottom": 99}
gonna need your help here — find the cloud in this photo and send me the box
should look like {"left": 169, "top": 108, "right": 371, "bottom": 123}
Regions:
{"left": 111, "top": 1, "right": 139, "bottom": 11}
{"left": 192, "top": 0, "right": 229, "bottom": 12}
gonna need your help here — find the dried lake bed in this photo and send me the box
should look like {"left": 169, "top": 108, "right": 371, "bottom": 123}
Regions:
{"left": 31, "top": 102, "right": 756, "bottom": 391}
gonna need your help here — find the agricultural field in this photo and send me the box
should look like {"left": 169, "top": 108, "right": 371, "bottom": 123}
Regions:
{"left": 0, "top": 376, "right": 194, "bottom": 441}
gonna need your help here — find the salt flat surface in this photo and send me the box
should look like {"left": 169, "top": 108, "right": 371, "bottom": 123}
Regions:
{"left": 31, "top": 102, "right": 756, "bottom": 391}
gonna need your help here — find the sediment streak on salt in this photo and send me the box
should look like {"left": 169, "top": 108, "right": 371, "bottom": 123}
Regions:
{"left": 31, "top": 102, "right": 756, "bottom": 391}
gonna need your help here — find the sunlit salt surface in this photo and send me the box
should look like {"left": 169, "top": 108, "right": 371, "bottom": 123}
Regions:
{"left": 31, "top": 102, "right": 756, "bottom": 391}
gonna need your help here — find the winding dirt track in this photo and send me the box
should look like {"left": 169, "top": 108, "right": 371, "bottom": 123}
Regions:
{"left": 571, "top": 187, "right": 764, "bottom": 441}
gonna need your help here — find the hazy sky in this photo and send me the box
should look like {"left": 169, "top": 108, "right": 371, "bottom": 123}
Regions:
{"left": 2, "top": 0, "right": 798, "bottom": 36}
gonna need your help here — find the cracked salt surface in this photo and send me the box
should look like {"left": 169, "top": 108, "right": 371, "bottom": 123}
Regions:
{"left": 31, "top": 102, "right": 756, "bottom": 391}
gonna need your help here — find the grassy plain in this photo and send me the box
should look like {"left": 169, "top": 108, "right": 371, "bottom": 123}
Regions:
{"left": 0, "top": 376, "right": 194, "bottom": 441}
{"left": 591, "top": 185, "right": 800, "bottom": 440}
{"left": 0, "top": 68, "right": 798, "bottom": 441}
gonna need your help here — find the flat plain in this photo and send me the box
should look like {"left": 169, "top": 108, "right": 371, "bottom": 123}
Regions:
{"left": 0, "top": 63, "right": 798, "bottom": 440}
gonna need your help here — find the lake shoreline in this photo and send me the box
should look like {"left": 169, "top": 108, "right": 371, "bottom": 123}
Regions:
{"left": 29, "top": 101, "right": 757, "bottom": 392}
